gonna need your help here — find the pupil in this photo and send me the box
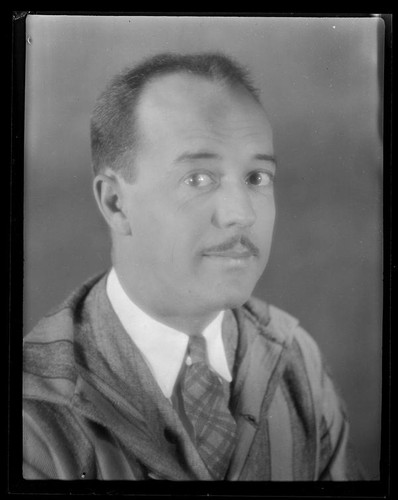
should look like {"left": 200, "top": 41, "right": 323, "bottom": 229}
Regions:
{"left": 251, "top": 173, "right": 262, "bottom": 185}
{"left": 189, "top": 174, "right": 202, "bottom": 186}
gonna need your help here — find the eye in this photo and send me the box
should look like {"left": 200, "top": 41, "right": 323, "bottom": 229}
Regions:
{"left": 184, "top": 173, "right": 214, "bottom": 188}
{"left": 246, "top": 171, "right": 274, "bottom": 187}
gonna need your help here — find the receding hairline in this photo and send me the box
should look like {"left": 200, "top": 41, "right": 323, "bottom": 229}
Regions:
{"left": 137, "top": 69, "right": 262, "bottom": 109}
{"left": 90, "top": 52, "right": 264, "bottom": 180}
{"left": 133, "top": 71, "right": 269, "bottom": 159}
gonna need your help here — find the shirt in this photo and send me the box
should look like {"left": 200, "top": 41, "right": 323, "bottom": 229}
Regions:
{"left": 106, "top": 268, "right": 231, "bottom": 399}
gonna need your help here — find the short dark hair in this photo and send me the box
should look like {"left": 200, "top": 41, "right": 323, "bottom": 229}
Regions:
{"left": 90, "top": 52, "right": 260, "bottom": 180}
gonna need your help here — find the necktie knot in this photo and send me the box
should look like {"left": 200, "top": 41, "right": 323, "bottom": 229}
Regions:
{"left": 187, "top": 335, "right": 207, "bottom": 364}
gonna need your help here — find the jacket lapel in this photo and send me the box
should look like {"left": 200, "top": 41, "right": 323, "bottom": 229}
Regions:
{"left": 71, "top": 374, "right": 197, "bottom": 480}
{"left": 223, "top": 304, "right": 293, "bottom": 480}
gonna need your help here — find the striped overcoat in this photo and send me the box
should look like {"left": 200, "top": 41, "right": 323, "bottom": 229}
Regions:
{"left": 23, "top": 272, "right": 364, "bottom": 480}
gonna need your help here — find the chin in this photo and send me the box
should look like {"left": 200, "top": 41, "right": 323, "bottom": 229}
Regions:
{"left": 204, "top": 259, "right": 265, "bottom": 310}
{"left": 210, "top": 284, "right": 255, "bottom": 312}
{"left": 221, "top": 295, "right": 252, "bottom": 311}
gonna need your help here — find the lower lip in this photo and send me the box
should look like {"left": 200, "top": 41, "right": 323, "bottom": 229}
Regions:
{"left": 202, "top": 253, "right": 255, "bottom": 267}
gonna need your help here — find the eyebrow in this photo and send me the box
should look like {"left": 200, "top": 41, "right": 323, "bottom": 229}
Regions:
{"left": 173, "top": 151, "right": 277, "bottom": 165}
{"left": 173, "top": 151, "right": 222, "bottom": 164}
{"left": 253, "top": 153, "right": 277, "bottom": 164}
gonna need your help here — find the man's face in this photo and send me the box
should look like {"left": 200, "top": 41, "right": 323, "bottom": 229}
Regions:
{"left": 117, "top": 74, "right": 276, "bottom": 321}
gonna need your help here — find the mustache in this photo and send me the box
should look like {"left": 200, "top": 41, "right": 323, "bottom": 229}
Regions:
{"left": 202, "top": 235, "right": 260, "bottom": 256}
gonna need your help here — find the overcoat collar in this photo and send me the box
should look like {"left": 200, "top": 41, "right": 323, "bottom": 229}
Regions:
{"left": 224, "top": 301, "right": 296, "bottom": 479}
{"left": 73, "top": 274, "right": 212, "bottom": 480}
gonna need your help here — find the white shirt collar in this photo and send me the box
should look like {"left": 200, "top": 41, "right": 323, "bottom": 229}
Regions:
{"left": 106, "top": 268, "right": 231, "bottom": 399}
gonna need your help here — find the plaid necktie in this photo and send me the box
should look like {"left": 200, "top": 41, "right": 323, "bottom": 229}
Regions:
{"left": 181, "top": 334, "right": 237, "bottom": 480}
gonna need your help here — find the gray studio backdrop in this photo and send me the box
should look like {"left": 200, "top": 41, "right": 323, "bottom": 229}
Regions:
{"left": 23, "top": 16, "right": 383, "bottom": 479}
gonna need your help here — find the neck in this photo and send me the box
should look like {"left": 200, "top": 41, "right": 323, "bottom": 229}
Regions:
{"left": 113, "top": 262, "right": 220, "bottom": 336}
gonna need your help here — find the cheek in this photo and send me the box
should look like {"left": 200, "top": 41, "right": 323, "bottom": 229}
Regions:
{"left": 126, "top": 198, "right": 169, "bottom": 259}
{"left": 254, "top": 197, "right": 276, "bottom": 236}
{"left": 128, "top": 198, "right": 207, "bottom": 267}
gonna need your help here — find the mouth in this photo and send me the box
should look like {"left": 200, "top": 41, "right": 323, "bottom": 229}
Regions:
{"left": 201, "top": 238, "right": 259, "bottom": 267}
{"left": 202, "top": 247, "right": 254, "bottom": 260}
{"left": 201, "top": 251, "right": 255, "bottom": 270}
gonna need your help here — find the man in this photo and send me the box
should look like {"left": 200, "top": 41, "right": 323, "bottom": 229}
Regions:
{"left": 23, "top": 52, "right": 364, "bottom": 480}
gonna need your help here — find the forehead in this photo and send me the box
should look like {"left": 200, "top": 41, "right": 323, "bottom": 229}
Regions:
{"left": 136, "top": 73, "right": 273, "bottom": 149}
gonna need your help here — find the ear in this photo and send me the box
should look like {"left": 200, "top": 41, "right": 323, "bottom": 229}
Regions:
{"left": 93, "top": 171, "right": 132, "bottom": 235}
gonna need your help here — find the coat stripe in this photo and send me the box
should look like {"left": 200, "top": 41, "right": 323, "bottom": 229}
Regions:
{"left": 281, "top": 337, "right": 317, "bottom": 480}
{"left": 267, "top": 385, "right": 293, "bottom": 480}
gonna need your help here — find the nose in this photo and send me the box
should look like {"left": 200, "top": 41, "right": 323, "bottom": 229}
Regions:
{"left": 212, "top": 181, "right": 257, "bottom": 229}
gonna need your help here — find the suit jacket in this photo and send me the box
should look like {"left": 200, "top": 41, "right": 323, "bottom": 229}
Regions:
{"left": 23, "top": 272, "right": 364, "bottom": 480}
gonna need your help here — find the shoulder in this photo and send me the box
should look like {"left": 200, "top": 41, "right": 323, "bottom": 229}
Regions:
{"left": 24, "top": 272, "right": 107, "bottom": 344}
{"left": 23, "top": 272, "right": 108, "bottom": 403}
